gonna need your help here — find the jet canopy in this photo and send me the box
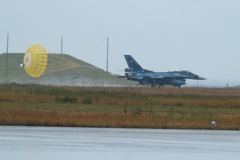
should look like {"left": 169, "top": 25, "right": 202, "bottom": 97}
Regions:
{"left": 179, "top": 70, "right": 191, "bottom": 73}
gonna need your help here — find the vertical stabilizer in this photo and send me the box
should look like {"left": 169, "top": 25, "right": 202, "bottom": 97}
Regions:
{"left": 124, "top": 55, "right": 143, "bottom": 71}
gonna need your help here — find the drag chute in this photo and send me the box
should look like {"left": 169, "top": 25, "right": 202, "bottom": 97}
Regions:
{"left": 22, "top": 45, "right": 48, "bottom": 78}
{"left": 21, "top": 44, "right": 99, "bottom": 78}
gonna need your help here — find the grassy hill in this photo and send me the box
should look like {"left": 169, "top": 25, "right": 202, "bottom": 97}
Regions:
{"left": 0, "top": 53, "right": 136, "bottom": 86}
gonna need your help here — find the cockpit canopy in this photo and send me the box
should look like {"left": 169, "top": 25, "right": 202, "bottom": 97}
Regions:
{"left": 180, "top": 70, "right": 191, "bottom": 74}
{"left": 172, "top": 70, "right": 192, "bottom": 74}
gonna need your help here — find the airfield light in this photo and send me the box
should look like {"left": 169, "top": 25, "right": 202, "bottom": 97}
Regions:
{"left": 211, "top": 121, "right": 216, "bottom": 127}
{"left": 20, "top": 63, "right": 25, "bottom": 67}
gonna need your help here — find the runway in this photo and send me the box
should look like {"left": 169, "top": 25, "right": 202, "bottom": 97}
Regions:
{"left": 0, "top": 126, "right": 239, "bottom": 160}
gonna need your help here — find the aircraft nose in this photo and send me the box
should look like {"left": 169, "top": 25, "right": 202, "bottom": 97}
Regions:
{"left": 197, "top": 76, "right": 206, "bottom": 80}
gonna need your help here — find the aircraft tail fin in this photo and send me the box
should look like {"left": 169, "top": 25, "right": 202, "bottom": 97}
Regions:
{"left": 124, "top": 55, "right": 143, "bottom": 71}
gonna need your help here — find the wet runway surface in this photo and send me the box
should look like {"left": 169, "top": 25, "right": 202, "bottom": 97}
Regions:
{"left": 0, "top": 126, "right": 239, "bottom": 160}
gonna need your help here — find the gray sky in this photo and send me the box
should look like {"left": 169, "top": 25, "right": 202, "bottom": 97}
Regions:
{"left": 1, "top": 0, "right": 240, "bottom": 87}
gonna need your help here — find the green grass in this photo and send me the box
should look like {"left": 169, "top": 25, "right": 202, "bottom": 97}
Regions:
{"left": 0, "top": 83, "right": 240, "bottom": 129}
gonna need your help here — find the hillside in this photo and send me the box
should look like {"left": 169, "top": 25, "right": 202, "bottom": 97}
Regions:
{"left": 0, "top": 53, "right": 136, "bottom": 86}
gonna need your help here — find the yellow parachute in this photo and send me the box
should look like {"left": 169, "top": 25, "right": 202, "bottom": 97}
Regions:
{"left": 22, "top": 44, "right": 98, "bottom": 78}
{"left": 23, "top": 45, "right": 48, "bottom": 78}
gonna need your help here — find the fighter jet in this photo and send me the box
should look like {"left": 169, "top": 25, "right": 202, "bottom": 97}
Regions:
{"left": 121, "top": 55, "right": 205, "bottom": 88}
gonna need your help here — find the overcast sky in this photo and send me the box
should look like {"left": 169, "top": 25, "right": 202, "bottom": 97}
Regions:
{"left": 1, "top": 0, "right": 240, "bottom": 87}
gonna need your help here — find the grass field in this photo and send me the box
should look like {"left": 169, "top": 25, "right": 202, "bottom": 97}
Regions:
{"left": 0, "top": 83, "right": 240, "bottom": 130}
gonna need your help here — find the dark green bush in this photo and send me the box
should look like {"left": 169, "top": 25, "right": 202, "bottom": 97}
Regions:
{"left": 56, "top": 94, "right": 78, "bottom": 103}
{"left": 82, "top": 97, "right": 92, "bottom": 104}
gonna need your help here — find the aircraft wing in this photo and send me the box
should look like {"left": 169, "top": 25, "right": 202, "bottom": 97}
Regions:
{"left": 149, "top": 72, "right": 189, "bottom": 79}
{"left": 131, "top": 72, "right": 189, "bottom": 80}
{"left": 132, "top": 74, "right": 166, "bottom": 80}
{"left": 149, "top": 75, "right": 165, "bottom": 79}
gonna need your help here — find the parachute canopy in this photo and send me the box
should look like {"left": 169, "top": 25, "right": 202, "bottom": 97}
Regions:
{"left": 23, "top": 45, "right": 48, "bottom": 78}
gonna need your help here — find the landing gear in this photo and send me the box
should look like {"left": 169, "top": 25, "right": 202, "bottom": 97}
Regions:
{"left": 151, "top": 84, "right": 164, "bottom": 88}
